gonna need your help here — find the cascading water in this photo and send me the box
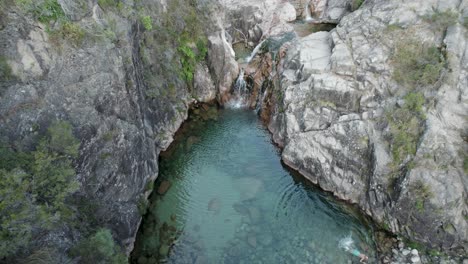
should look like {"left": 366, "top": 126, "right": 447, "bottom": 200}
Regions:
{"left": 305, "top": 0, "right": 314, "bottom": 22}
{"left": 255, "top": 87, "right": 268, "bottom": 114}
{"left": 245, "top": 40, "right": 265, "bottom": 63}
{"left": 227, "top": 68, "right": 248, "bottom": 108}
{"left": 235, "top": 69, "right": 247, "bottom": 95}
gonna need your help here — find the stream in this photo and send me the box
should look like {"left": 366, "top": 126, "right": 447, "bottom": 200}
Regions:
{"left": 132, "top": 108, "right": 376, "bottom": 264}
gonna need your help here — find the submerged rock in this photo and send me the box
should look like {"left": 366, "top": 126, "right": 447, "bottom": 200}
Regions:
{"left": 248, "top": 206, "right": 261, "bottom": 223}
{"left": 158, "top": 181, "right": 172, "bottom": 195}
{"left": 235, "top": 177, "right": 264, "bottom": 200}
{"left": 247, "top": 235, "right": 257, "bottom": 248}
{"left": 208, "top": 197, "right": 222, "bottom": 212}
{"left": 233, "top": 203, "right": 249, "bottom": 216}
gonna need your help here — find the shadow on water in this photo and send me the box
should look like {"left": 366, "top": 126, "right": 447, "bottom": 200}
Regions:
{"left": 131, "top": 106, "right": 377, "bottom": 264}
{"left": 290, "top": 21, "right": 337, "bottom": 38}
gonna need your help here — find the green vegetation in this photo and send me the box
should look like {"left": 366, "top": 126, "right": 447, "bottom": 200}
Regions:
{"left": 392, "top": 40, "right": 444, "bottom": 89}
{"left": 137, "top": 196, "right": 149, "bottom": 215}
{"left": 0, "top": 56, "right": 13, "bottom": 81}
{"left": 51, "top": 21, "right": 85, "bottom": 47}
{"left": 423, "top": 8, "right": 458, "bottom": 31}
{"left": 386, "top": 92, "right": 426, "bottom": 165}
{"left": 463, "top": 16, "right": 468, "bottom": 29}
{"left": 14, "top": 0, "right": 86, "bottom": 46}
{"left": 385, "top": 23, "right": 404, "bottom": 32}
{"left": 139, "top": 0, "right": 210, "bottom": 98}
{"left": 98, "top": 0, "right": 119, "bottom": 9}
{"left": 141, "top": 15, "right": 153, "bottom": 31}
{"left": 15, "top": 0, "right": 66, "bottom": 23}
{"left": 411, "top": 180, "right": 433, "bottom": 212}
{"left": 0, "top": 121, "right": 79, "bottom": 258}
{"left": 352, "top": 0, "right": 364, "bottom": 11}
{"left": 145, "top": 180, "right": 154, "bottom": 192}
{"left": 177, "top": 36, "right": 207, "bottom": 82}
{"left": 71, "top": 228, "right": 127, "bottom": 264}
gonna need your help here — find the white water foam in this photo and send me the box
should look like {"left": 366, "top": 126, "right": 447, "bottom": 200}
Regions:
{"left": 305, "top": 0, "right": 314, "bottom": 22}
{"left": 245, "top": 40, "right": 265, "bottom": 63}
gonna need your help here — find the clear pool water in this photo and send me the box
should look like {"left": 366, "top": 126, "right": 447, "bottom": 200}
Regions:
{"left": 132, "top": 108, "right": 376, "bottom": 264}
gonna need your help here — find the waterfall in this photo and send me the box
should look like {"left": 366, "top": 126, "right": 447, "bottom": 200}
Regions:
{"left": 227, "top": 68, "right": 248, "bottom": 108}
{"left": 245, "top": 40, "right": 265, "bottom": 63}
{"left": 234, "top": 68, "right": 247, "bottom": 95}
{"left": 255, "top": 87, "right": 268, "bottom": 114}
{"left": 222, "top": 30, "right": 236, "bottom": 58}
{"left": 305, "top": 0, "right": 313, "bottom": 22}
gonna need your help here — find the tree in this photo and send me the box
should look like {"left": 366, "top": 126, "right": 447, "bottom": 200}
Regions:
{"left": 71, "top": 228, "right": 127, "bottom": 264}
{"left": 0, "top": 169, "right": 34, "bottom": 258}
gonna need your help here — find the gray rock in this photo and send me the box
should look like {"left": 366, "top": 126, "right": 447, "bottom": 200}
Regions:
{"left": 193, "top": 63, "right": 216, "bottom": 102}
{"left": 411, "top": 255, "right": 421, "bottom": 263}
{"left": 262, "top": 0, "right": 468, "bottom": 256}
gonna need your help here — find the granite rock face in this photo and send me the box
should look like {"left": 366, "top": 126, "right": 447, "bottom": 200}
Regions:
{"left": 289, "top": 0, "right": 354, "bottom": 22}
{"left": 263, "top": 0, "right": 468, "bottom": 255}
{"left": 221, "top": 0, "right": 296, "bottom": 45}
{"left": 0, "top": 0, "right": 222, "bottom": 257}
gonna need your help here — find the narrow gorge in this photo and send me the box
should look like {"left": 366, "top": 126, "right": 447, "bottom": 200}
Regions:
{"left": 0, "top": 0, "right": 467, "bottom": 263}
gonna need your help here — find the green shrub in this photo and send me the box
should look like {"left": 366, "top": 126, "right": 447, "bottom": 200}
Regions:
{"left": 392, "top": 40, "right": 444, "bottom": 89}
{"left": 0, "top": 56, "right": 13, "bottom": 81}
{"left": 0, "top": 169, "right": 34, "bottom": 258}
{"left": 51, "top": 22, "right": 85, "bottom": 47}
{"left": 411, "top": 180, "right": 433, "bottom": 212}
{"left": 0, "top": 121, "right": 80, "bottom": 258}
{"left": 177, "top": 35, "right": 208, "bottom": 83}
{"left": 0, "top": 144, "right": 34, "bottom": 172}
{"left": 15, "top": 0, "right": 66, "bottom": 24}
{"left": 423, "top": 8, "right": 458, "bottom": 31}
{"left": 387, "top": 92, "right": 426, "bottom": 165}
{"left": 45, "top": 120, "right": 80, "bottom": 157}
{"left": 463, "top": 16, "right": 468, "bottom": 29}
{"left": 178, "top": 41, "right": 197, "bottom": 82}
{"left": 141, "top": 15, "right": 153, "bottom": 31}
{"left": 31, "top": 121, "right": 80, "bottom": 220}
{"left": 71, "top": 228, "right": 127, "bottom": 264}
{"left": 196, "top": 38, "right": 208, "bottom": 61}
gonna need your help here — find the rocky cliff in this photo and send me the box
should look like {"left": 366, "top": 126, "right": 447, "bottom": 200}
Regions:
{"left": 0, "top": 0, "right": 233, "bottom": 261}
{"left": 229, "top": 0, "right": 467, "bottom": 258}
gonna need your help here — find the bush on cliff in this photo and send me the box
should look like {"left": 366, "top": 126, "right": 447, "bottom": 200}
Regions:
{"left": 0, "top": 121, "right": 80, "bottom": 258}
{"left": 71, "top": 228, "right": 127, "bottom": 264}
{"left": 386, "top": 92, "right": 426, "bottom": 165}
{"left": 392, "top": 40, "right": 444, "bottom": 89}
{"left": 14, "top": 0, "right": 85, "bottom": 46}
{"left": 423, "top": 8, "right": 458, "bottom": 31}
